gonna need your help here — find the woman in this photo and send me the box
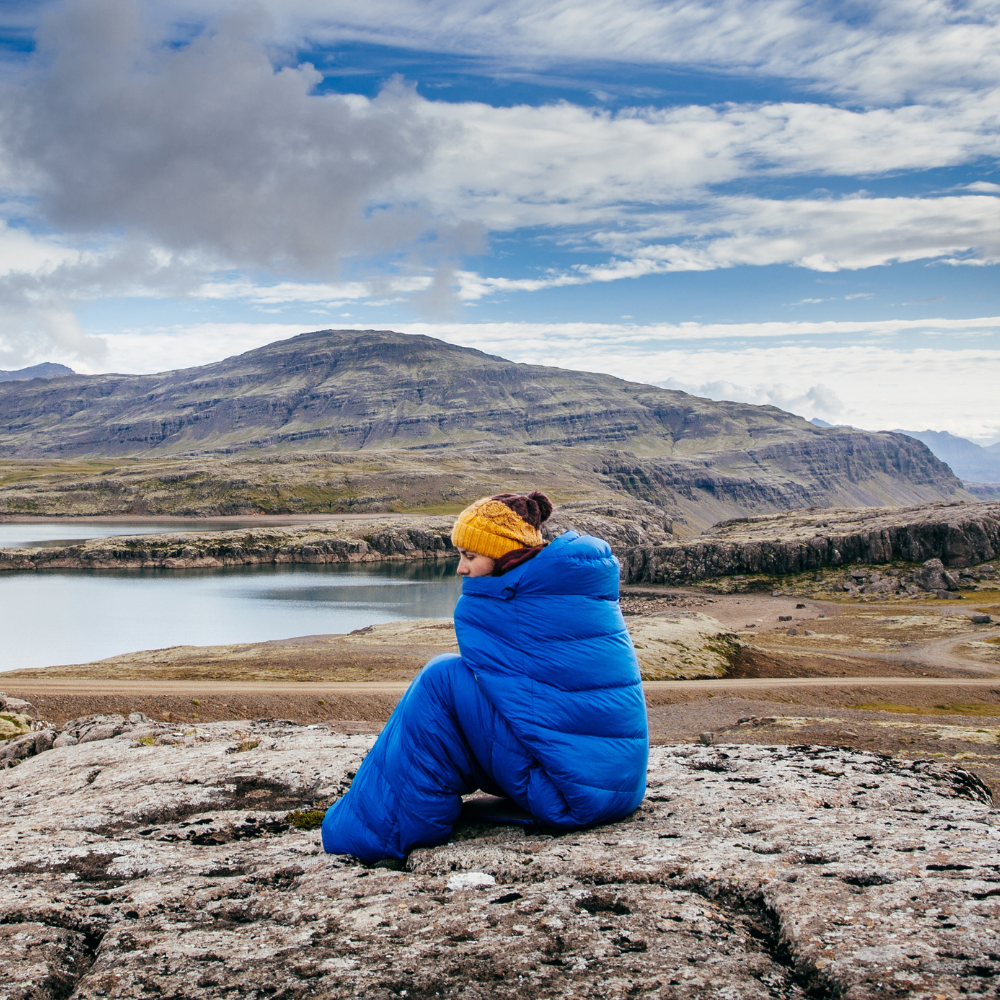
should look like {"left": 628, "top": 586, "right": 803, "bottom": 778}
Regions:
{"left": 321, "top": 491, "right": 648, "bottom": 862}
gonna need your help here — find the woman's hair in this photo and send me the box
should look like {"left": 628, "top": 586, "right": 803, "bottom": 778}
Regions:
{"left": 490, "top": 491, "right": 553, "bottom": 529}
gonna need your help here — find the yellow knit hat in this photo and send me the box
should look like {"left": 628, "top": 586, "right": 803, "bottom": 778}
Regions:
{"left": 451, "top": 492, "right": 552, "bottom": 560}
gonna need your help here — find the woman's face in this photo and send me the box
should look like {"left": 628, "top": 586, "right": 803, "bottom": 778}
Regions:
{"left": 456, "top": 548, "right": 495, "bottom": 577}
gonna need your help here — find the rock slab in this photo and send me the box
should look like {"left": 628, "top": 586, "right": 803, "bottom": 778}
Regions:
{"left": 2, "top": 721, "right": 998, "bottom": 999}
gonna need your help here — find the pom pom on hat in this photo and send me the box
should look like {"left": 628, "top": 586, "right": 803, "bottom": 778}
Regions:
{"left": 451, "top": 491, "right": 553, "bottom": 560}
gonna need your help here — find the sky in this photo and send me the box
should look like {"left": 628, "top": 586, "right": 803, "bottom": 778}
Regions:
{"left": 0, "top": 0, "right": 998, "bottom": 442}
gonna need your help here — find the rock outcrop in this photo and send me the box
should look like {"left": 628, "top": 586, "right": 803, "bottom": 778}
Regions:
{"left": 2, "top": 720, "right": 997, "bottom": 999}
{"left": 626, "top": 613, "right": 746, "bottom": 679}
{"left": 623, "top": 499, "right": 1000, "bottom": 585}
{"left": 0, "top": 498, "right": 674, "bottom": 572}
{"left": 0, "top": 516, "right": 457, "bottom": 572}
{"left": 543, "top": 498, "right": 674, "bottom": 549}
{"left": 0, "top": 692, "right": 41, "bottom": 744}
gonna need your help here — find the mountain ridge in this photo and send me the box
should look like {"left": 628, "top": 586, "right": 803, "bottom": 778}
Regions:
{"left": 0, "top": 329, "right": 827, "bottom": 457}
{"left": 0, "top": 362, "right": 75, "bottom": 383}
{"left": 0, "top": 329, "right": 968, "bottom": 528}
{"left": 894, "top": 428, "right": 1000, "bottom": 483}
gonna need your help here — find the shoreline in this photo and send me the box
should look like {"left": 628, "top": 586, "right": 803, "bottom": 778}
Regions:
{"left": 0, "top": 515, "right": 457, "bottom": 571}
{"left": 0, "top": 512, "right": 407, "bottom": 524}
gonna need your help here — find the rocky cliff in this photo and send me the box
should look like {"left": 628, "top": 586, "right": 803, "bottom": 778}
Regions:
{"left": 624, "top": 499, "right": 1000, "bottom": 585}
{"left": 2, "top": 714, "right": 997, "bottom": 999}
{"left": 0, "top": 329, "right": 964, "bottom": 527}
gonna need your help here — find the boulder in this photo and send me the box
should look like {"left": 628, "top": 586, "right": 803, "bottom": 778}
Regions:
{"left": 0, "top": 692, "right": 38, "bottom": 745}
{"left": 914, "top": 557, "right": 958, "bottom": 592}
{"left": 0, "top": 728, "right": 55, "bottom": 767}
{"left": 0, "top": 712, "right": 33, "bottom": 743}
{"left": 2, "top": 713, "right": 174, "bottom": 768}
{"left": 0, "top": 693, "right": 38, "bottom": 718}
{"left": 1, "top": 722, "right": 997, "bottom": 999}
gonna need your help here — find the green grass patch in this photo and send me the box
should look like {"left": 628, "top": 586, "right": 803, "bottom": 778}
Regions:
{"left": 286, "top": 809, "right": 325, "bottom": 830}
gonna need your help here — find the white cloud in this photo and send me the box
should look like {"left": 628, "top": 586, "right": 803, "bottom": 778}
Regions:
{"left": 0, "top": 306, "right": 107, "bottom": 371}
{"left": 2, "top": 1, "right": 999, "bottom": 365}
{"left": 398, "top": 97, "right": 1000, "bottom": 232}
{"left": 397, "top": 317, "right": 1000, "bottom": 355}
{"left": 161, "top": 0, "right": 1000, "bottom": 104}
{"left": 648, "top": 347, "right": 1000, "bottom": 444}
{"left": 87, "top": 322, "right": 310, "bottom": 374}
{"left": 437, "top": 192, "right": 1000, "bottom": 302}
{"left": 0, "top": 0, "right": 450, "bottom": 365}
{"left": 450, "top": 193, "right": 1000, "bottom": 293}
{"left": 196, "top": 276, "right": 432, "bottom": 305}
{"left": 658, "top": 379, "right": 846, "bottom": 421}
{"left": 0, "top": 219, "right": 77, "bottom": 276}
{"left": 590, "top": 193, "right": 1000, "bottom": 273}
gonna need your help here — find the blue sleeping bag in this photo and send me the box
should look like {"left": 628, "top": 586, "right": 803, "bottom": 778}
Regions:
{"left": 321, "top": 531, "right": 649, "bottom": 861}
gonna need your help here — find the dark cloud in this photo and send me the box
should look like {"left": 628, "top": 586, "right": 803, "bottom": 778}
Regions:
{"left": 3, "top": 0, "right": 442, "bottom": 273}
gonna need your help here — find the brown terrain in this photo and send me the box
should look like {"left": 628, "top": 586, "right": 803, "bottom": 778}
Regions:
{"left": 5, "top": 580, "right": 999, "bottom": 797}
{"left": 2, "top": 332, "right": 999, "bottom": 996}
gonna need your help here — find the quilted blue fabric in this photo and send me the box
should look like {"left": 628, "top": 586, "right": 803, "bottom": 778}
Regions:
{"left": 321, "top": 531, "right": 649, "bottom": 862}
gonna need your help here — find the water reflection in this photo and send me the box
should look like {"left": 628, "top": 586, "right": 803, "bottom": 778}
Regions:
{"left": 0, "top": 560, "right": 461, "bottom": 672}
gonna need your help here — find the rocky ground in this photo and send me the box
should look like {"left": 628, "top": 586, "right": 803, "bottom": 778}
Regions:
{"left": 0, "top": 515, "right": 458, "bottom": 572}
{"left": 2, "top": 718, "right": 997, "bottom": 1000}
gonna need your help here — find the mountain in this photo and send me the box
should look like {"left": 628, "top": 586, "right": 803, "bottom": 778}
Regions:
{"left": 0, "top": 329, "right": 967, "bottom": 527}
{"left": 0, "top": 362, "right": 75, "bottom": 383}
{"left": 894, "top": 429, "right": 1000, "bottom": 484}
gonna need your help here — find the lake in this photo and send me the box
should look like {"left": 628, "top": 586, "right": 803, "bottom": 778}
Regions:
{"left": 0, "top": 561, "right": 462, "bottom": 672}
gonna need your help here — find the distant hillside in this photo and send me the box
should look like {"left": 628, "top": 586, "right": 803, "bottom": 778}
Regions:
{"left": 1, "top": 329, "right": 850, "bottom": 456}
{"left": 0, "top": 362, "right": 75, "bottom": 383}
{"left": 0, "top": 329, "right": 967, "bottom": 527}
{"left": 895, "top": 429, "right": 1000, "bottom": 483}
